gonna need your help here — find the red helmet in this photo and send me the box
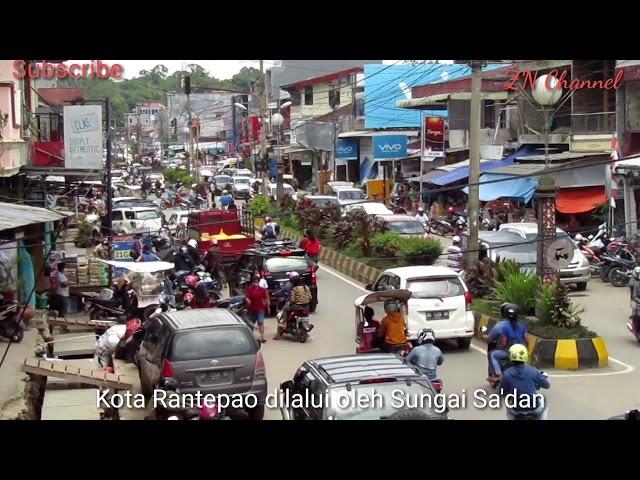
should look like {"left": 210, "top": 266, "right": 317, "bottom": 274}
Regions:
{"left": 199, "top": 402, "right": 220, "bottom": 420}
{"left": 185, "top": 275, "right": 198, "bottom": 289}
{"left": 184, "top": 292, "right": 194, "bottom": 304}
{"left": 448, "top": 207, "right": 455, "bottom": 214}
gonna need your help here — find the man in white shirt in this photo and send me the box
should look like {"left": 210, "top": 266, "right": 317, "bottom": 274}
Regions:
{"left": 415, "top": 207, "right": 430, "bottom": 231}
{"left": 447, "top": 236, "right": 464, "bottom": 273}
{"left": 54, "top": 262, "right": 70, "bottom": 317}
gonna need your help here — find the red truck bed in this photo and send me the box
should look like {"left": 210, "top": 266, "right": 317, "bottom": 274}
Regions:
{"left": 187, "top": 209, "right": 255, "bottom": 261}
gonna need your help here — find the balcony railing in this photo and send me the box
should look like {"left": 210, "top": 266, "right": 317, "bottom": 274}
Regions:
{"left": 571, "top": 112, "right": 615, "bottom": 135}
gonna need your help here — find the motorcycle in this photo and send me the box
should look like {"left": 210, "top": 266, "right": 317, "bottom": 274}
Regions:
{"left": 605, "top": 249, "right": 637, "bottom": 287}
{"left": 181, "top": 194, "right": 207, "bottom": 210}
{"left": 275, "top": 297, "right": 314, "bottom": 343}
{"left": 85, "top": 288, "right": 137, "bottom": 322}
{"left": 159, "top": 194, "right": 190, "bottom": 210}
{"left": 0, "top": 298, "right": 25, "bottom": 343}
{"left": 627, "top": 302, "right": 640, "bottom": 343}
{"left": 429, "top": 218, "right": 454, "bottom": 236}
{"left": 390, "top": 202, "right": 407, "bottom": 215}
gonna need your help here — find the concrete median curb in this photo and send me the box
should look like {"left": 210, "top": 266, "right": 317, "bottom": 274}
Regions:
{"left": 472, "top": 312, "right": 609, "bottom": 370}
{"left": 279, "top": 227, "right": 381, "bottom": 285}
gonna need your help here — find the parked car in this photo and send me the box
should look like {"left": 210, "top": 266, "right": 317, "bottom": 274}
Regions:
{"left": 279, "top": 354, "right": 447, "bottom": 420}
{"left": 232, "top": 168, "right": 255, "bottom": 179}
{"left": 232, "top": 176, "right": 253, "bottom": 200}
{"left": 376, "top": 214, "right": 429, "bottom": 238}
{"left": 461, "top": 230, "right": 537, "bottom": 274}
{"left": 364, "top": 266, "right": 475, "bottom": 349}
{"left": 112, "top": 206, "right": 164, "bottom": 235}
{"left": 136, "top": 308, "right": 267, "bottom": 420}
{"left": 304, "top": 195, "right": 340, "bottom": 209}
{"left": 333, "top": 187, "right": 367, "bottom": 207}
{"left": 343, "top": 202, "right": 393, "bottom": 217}
{"left": 167, "top": 211, "right": 196, "bottom": 235}
{"left": 498, "top": 223, "right": 591, "bottom": 290}
{"left": 232, "top": 240, "right": 318, "bottom": 313}
{"left": 268, "top": 183, "right": 297, "bottom": 202}
{"left": 147, "top": 173, "right": 165, "bottom": 189}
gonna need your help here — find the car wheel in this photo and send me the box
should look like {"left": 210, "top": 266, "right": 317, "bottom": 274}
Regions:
{"left": 456, "top": 338, "right": 471, "bottom": 350}
{"left": 576, "top": 282, "right": 587, "bottom": 291}
{"left": 297, "top": 331, "right": 309, "bottom": 343}
{"left": 309, "top": 302, "right": 317, "bottom": 313}
{"left": 247, "top": 404, "right": 265, "bottom": 420}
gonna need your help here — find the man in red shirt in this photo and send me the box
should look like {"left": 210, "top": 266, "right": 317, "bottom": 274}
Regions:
{"left": 245, "top": 275, "right": 269, "bottom": 343}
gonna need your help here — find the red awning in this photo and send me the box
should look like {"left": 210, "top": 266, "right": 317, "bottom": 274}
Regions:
{"left": 556, "top": 186, "right": 606, "bottom": 214}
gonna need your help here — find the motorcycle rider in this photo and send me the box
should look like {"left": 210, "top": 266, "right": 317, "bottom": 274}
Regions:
{"left": 220, "top": 189, "right": 233, "bottom": 209}
{"left": 172, "top": 245, "right": 196, "bottom": 272}
{"left": 487, "top": 303, "right": 527, "bottom": 384}
{"left": 357, "top": 306, "right": 381, "bottom": 352}
{"left": 415, "top": 207, "right": 429, "bottom": 229}
{"left": 261, "top": 216, "right": 279, "bottom": 240}
{"left": 137, "top": 244, "right": 160, "bottom": 262}
{"left": 447, "top": 236, "right": 464, "bottom": 272}
{"left": 187, "top": 239, "right": 202, "bottom": 266}
{"left": 191, "top": 283, "right": 214, "bottom": 309}
{"left": 377, "top": 299, "right": 409, "bottom": 353}
{"left": 93, "top": 240, "right": 110, "bottom": 259}
{"left": 273, "top": 272, "right": 312, "bottom": 340}
{"left": 406, "top": 328, "right": 444, "bottom": 381}
{"left": 500, "top": 344, "right": 550, "bottom": 420}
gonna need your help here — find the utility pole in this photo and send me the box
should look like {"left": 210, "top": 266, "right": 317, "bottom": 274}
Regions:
{"left": 105, "top": 97, "right": 114, "bottom": 284}
{"left": 259, "top": 60, "right": 269, "bottom": 195}
{"left": 466, "top": 60, "right": 484, "bottom": 268}
{"left": 184, "top": 75, "right": 196, "bottom": 183}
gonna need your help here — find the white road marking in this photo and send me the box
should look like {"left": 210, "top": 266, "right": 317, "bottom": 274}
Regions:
{"left": 321, "top": 262, "right": 637, "bottom": 378}
{"left": 470, "top": 339, "right": 635, "bottom": 377}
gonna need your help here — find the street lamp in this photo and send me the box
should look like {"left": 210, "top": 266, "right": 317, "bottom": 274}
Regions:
{"left": 532, "top": 74, "right": 563, "bottom": 283}
{"left": 271, "top": 112, "right": 286, "bottom": 202}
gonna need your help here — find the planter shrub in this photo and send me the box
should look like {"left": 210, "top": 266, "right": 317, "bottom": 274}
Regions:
{"left": 398, "top": 237, "right": 443, "bottom": 266}
{"left": 370, "top": 232, "right": 403, "bottom": 258}
{"left": 493, "top": 271, "right": 539, "bottom": 315}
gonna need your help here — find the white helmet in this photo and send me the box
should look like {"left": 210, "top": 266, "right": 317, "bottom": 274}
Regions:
{"left": 417, "top": 207, "right": 424, "bottom": 213}
{"left": 106, "top": 334, "right": 121, "bottom": 350}
{"left": 417, "top": 328, "right": 435, "bottom": 344}
{"left": 634, "top": 267, "right": 640, "bottom": 281}
{"left": 574, "top": 234, "right": 585, "bottom": 242}
{"left": 287, "top": 271, "right": 300, "bottom": 280}
{"left": 188, "top": 239, "right": 198, "bottom": 249}
{"left": 452, "top": 235, "right": 461, "bottom": 244}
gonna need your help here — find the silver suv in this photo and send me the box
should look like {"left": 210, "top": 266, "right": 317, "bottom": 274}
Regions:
{"left": 136, "top": 309, "right": 267, "bottom": 420}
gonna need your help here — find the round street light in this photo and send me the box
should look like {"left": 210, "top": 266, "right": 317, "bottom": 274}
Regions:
{"left": 279, "top": 101, "right": 292, "bottom": 110}
{"left": 532, "top": 74, "right": 563, "bottom": 106}
{"left": 271, "top": 113, "right": 285, "bottom": 128}
{"left": 234, "top": 103, "right": 248, "bottom": 111}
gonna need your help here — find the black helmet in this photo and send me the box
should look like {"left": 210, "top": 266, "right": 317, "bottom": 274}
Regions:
{"left": 500, "top": 302, "right": 520, "bottom": 321}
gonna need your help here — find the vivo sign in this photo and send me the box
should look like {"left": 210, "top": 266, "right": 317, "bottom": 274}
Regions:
{"left": 373, "top": 135, "right": 407, "bottom": 160}
{"left": 336, "top": 138, "right": 358, "bottom": 160}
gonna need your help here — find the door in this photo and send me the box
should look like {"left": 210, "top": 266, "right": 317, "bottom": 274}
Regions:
{"left": 139, "top": 318, "right": 171, "bottom": 394}
{"left": 112, "top": 211, "right": 124, "bottom": 233}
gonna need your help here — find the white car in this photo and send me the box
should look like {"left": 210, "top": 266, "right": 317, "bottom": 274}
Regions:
{"left": 147, "top": 173, "right": 165, "bottom": 188}
{"left": 268, "top": 183, "right": 297, "bottom": 202}
{"left": 364, "top": 266, "right": 475, "bottom": 349}
{"left": 232, "top": 168, "right": 255, "bottom": 179}
{"left": 498, "top": 222, "right": 591, "bottom": 290}
{"left": 334, "top": 187, "right": 367, "bottom": 207}
{"left": 112, "top": 207, "right": 163, "bottom": 235}
{"left": 343, "top": 202, "right": 393, "bottom": 217}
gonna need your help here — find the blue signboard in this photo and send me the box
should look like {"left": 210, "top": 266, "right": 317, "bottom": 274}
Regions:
{"left": 112, "top": 241, "right": 134, "bottom": 279}
{"left": 373, "top": 135, "right": 407, "bottom": 160}
{"left": 336, "top": 138, "right": 358, "bottom": 162}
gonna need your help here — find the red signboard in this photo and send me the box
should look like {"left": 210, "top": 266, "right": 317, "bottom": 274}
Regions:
{"left": 425, "top": 116, "right": 445, "bottom": 146}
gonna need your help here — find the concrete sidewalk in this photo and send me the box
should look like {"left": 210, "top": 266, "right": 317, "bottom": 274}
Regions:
{"left": 0, "top": 330, "right": 39, "bottom": 419}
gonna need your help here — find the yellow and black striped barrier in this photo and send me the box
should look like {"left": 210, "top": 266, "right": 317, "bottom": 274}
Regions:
{"left": 473, "top": 312, "right": 608, "bottom": 370}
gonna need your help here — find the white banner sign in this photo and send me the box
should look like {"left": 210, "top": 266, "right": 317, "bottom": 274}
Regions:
{"left": 64, "top": 105, "right": 103, "bottom": 169}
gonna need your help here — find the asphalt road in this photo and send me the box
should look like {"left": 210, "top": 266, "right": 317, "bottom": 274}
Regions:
{"left": 259, "top": 263, "right": 640, "bottom": 420}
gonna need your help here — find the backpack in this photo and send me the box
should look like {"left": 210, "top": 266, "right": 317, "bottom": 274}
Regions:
{"left": 265, "top": 223, "right": 276, "bottom": 239}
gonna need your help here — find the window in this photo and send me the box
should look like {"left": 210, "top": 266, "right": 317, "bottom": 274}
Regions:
{"left": 136, "top": 210, "right": 160, "bottom": 221}
{"left": 338, "top": 190, "right": 366, "bottom": 201}
{"left": 112, "top": 211, "right": 123, "bottom": 221}
{"left": 265, "top": 257, "right": 309, "bottom": 273}
{"left": 291, "top": 91, "right": 301, "bottom": 107}
{"left": 128, "top": 117, "right": 133, "bottom": 124}
{"left": 125, "top": 211, "right": 136, "bottom": 220}
{"left": 405, "top": 277, "right": 465, "bottom": 298}
{"left": 143, "top": 318, "right": 170, "bottom": 363}
{"left": 355, "top": 91, "right": 365, "bottom": 118}
{"left": 386, "top": 221, "right": 426, "bottom": 235}
{"left": 170, "top": 328, "right": 257, "bottom": 361}
{"left": 329, "top": 88, "right": 341, "bottom": 109}
{"left": 376, "top": 275, "right": 391, "bottom": 291}
{"left": 626, "top": 81, "right": 640, "bottom": 131}
{"left": 484, "top": 100, "right": 507, "bottom": 129}
{"left": 304, "top": 86, "right": 313, "bottom": 105}
{"left": 389, "top": 275, "right": 401, "bottom": 290}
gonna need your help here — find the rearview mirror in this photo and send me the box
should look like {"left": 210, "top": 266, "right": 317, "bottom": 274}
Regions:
{"left": 280, "top": 380, "right": 294, "bottom": 392}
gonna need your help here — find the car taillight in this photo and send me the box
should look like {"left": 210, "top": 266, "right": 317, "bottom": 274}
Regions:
{"left": 432, "top": 381, "right": 442, "bottom": 393}
{"left": 254, "top": 352, "right": 266, "bottom": 378}
{"left": 161, "top": 359, "right": 175, "bottom": 378}
{"left": 464, "top": 291, "right": 473, "bottom": 311}
{"left": 260, "top": 270, "right": 271, "bottom": 279}
{"left": 359, "top": 378, "right": 397, "bottom": 385}
{"left": 306, "top": 267, "right": 317, "bottom": 285}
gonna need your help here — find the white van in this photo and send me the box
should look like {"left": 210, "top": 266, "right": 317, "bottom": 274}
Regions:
{"left": 112, "top": 207, "right": 163, "bottom": 235}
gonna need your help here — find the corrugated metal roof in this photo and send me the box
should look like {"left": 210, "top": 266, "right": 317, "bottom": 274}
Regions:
{"left": 338, "top": 130, "right": 419, "bottom": 138}
{"left": 490, "top": 163, "right": 606, "bottom": 188}
{"left": 0, "top": 203, "right": 67, "bottom": 232}
{"left": 396, "top": 91, "right": 509, "bottom": 109}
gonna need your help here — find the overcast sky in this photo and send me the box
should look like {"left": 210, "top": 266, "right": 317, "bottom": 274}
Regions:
{"left": 68, "top": 60, "right": 419, "bottom": 80}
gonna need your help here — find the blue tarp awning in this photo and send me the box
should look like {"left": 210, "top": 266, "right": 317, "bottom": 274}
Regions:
{"left": 462, "top": 173, "right": 539, "bottom": 203}
{"left": 429, "top": 146, "right": 539, "bottom": 186}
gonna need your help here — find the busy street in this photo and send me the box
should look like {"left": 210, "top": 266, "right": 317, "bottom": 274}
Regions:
{"left": 1, "top": 58, "right": 640, "bottom": 422}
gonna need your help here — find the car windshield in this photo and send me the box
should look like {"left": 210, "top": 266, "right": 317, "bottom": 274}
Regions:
{"left": 387, "top": 221, "right": 425, "bottom": 234}
{"left": 523, "top": 230, "right": 571, "bottom": 242}
{"left": 136, "top": 210, "right": 160, "bottom": 221}
{"left": 216, "top": 176, "right": 231, "bottom": 184}
{"left": 328, "top": 381, "right": 444, "bottom": 420}
{"left": 339, "top": 190, "right": 366, "bottom": 200}
{"left": 234, "top": 178, "right": 250, "bottom": 186}
{"left": 493, "top": 243, "right": 537, "bottom": 264}
{"left": 311, "top": 198, "right": 338, "bottom": 208}
{"left": 406, "top": 277, "right": 465, "bottom": 298}
{"left": 265, "top": 257, "right": 308, "bottom": 273}
{"left": 170, "top": 328, "right": 257, "bottom": 361}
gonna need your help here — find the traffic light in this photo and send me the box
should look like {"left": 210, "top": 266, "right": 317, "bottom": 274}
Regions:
{"left": 184, "top": 76, "right": 191, "bottom": 95}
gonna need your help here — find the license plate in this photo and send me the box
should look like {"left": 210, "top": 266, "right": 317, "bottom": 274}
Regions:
{"left": 209, "top": 370, "right": 230, "bottom": 380}
{"left": 424, "top": 311, "right": 449, "bottom": 320}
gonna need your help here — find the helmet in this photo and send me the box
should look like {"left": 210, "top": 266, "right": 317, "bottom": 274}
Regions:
{"left": 574, "top": 234, "right": 585, "bottom": 242}
{"left": 448, "top": 207, "right": 454, "bottom": 214}
{"left": 452, "top": 235, "right": 461, "bottom": 244}
{"left": 199, "top": 402, "right": 220, "bottom": 420}
{"left": 183, "top": 292, "right": 194, "bottom": 304}
{"left": 509, "top": 344, "right": 529, "bottom": 363}
{"left": 191, "top": 184, "right": 197, "bottom": 188}
{"left": 634, "top": 267, "right": 640, "bottom": 281}
{"left": 287, "top": 271, "right": 300, "bottom": 280}
{"left": 160, "top": 377, "right": 180, "bottom": 391}
{"left": 222, "top": 190, "right": 228, "bottom": 195}
{"left": 417, "top": 207, "right": 424, "bottom": 213}
{"left": 185, "top": 275, "right": 198, "bottom": 289}
{"left": 106, "top": 334, "right": 121, "bottom": 351}
{"left": 384, "top": 299, "right": 401, "bottom": 314}
{"left": 180, "top": 246, "right": 188, "bottom": 254}
{"left": 500, "top": 302, "right": 520, "bottom": 321}
{"left": 187, "top": 239, "right": 198, "bottom": 249}
{"left": 417, "top": 328, "right": 435, "bottom": 345}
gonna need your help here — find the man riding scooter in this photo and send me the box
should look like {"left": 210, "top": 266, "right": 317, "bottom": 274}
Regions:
{"left": 406, "top": 328, "right": 443, "bottom": 382}
{"left": 500, "top": 344, "right": 550, "bottom": 420}
{"left": 487, "top": 303, "right": 527, "bottom": 385}
{"left": 273, "top": 272, "right": 311, "bottom": 340}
